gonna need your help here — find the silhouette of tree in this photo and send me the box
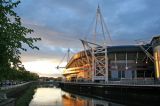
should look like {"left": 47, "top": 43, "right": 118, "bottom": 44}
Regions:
{"left": 0, "top": 0, "right": 41, "bottom": 80}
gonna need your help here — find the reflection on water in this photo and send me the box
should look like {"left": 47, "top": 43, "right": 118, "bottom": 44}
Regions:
{"left": 29, "top": 87, "right": 62, "bottom": 106}
{"left": 29, "top": 86, "right": 125, "bottom": 106}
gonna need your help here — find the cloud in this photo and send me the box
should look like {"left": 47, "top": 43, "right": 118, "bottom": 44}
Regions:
{"left": 14, "top": 0, "right": 160, "bottom": 77}
{"left": 20, "top": 19, "right": 83, "bottom": 63}
{"left": 103, "top": 0, "right": 160, "bottom": 41}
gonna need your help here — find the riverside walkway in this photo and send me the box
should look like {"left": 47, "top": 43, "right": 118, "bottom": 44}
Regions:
{"left": 0, "top": 82, "right": 31, "bottom": 90}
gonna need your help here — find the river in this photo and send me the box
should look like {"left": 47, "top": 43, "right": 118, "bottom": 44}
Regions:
{"left": 29, "top": 86, "right": 125, "bottom": 106}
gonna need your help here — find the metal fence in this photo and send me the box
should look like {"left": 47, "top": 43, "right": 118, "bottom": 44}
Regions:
{"left": 0, "top": 82, "right": 31, "bottom": 90}
{"left": 64, "top": 78, "right": 160, "bottom": 86}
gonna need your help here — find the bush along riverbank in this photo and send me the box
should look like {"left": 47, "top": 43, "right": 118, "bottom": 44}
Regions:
{"left": 0, "top": 82, "right": 38, "bottom": 106}
{"left": 16, "top": 84, "right": 37, "bottom": 106}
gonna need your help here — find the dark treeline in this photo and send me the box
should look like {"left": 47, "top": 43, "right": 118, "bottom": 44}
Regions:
{"left": 0, "top": 68, "right": 39, "bottom": 81}
{"left": 0, "top": 0, "right": 41, "bottom": 81}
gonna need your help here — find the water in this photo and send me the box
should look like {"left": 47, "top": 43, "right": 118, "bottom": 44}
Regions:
{"left": 29, "top": 86, "right": 125, "bottom": 106}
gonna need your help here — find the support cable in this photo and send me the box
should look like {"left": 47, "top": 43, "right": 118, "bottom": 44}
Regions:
{"left": 81, "top": 40, "right": 91, "bottom": 66}
{"left": 139, "top": 45, "right": 154, "bottom": 62}
{"left": 57, "top": 53, "right": 67, "bottom": 69}
{"left": 97, "top": 5, "right": 106, "bottom": 42}
{"left": 135, "top": 40, "right": 154, "bottom": 62}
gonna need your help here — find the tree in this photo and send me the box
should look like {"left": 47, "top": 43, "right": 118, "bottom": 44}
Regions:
{"left": 0, "top": 0, "right": 41, "bottom": 80}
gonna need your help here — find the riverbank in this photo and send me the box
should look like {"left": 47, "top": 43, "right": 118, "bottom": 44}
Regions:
{"left": 16, "top": 81, "right": 60, "bottom": 106}
{"left": 0, "top": 82, "right": 38, "bottom": 106}
{"left": 16, "top": 85, "right": 37, "bottom": 106}
{"left": 60, "top": 82, "right": 160, "bottom": 106}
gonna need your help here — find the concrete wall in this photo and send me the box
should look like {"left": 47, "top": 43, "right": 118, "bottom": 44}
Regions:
{"left": 60, "top": 82, "right": 160, "bottom": 106}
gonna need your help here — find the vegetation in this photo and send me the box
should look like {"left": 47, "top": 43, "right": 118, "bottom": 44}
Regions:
{"left": 0, "top": 0, "right": 41, "bottom": 81}
{"left": 16, "top": 85, "right": 37, "bottom": 106}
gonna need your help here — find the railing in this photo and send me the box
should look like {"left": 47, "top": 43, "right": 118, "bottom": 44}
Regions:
{"left": 106, "top": 79, "right": 156, "bottom": 85}
{"left": 63, "top": 78, "right": 160, "bottom": 86}
{"left": 0, "top": 82, "right": 31, "bottom": 90}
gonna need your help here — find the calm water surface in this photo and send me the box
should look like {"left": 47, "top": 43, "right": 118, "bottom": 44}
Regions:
{"left": 29, "top": 86, "right": 125, "bottom": 106}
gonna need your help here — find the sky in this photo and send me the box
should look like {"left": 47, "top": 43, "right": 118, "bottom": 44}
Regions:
{"left": 15, "top": 0, "right": 160, "bottom": 77}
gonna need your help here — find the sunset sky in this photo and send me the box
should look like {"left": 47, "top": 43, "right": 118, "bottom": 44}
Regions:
{"left": 15, "top": 0, "right": 160, "bottom": 77}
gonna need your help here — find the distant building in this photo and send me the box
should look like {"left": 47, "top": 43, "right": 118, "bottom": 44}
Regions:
{"left": 63, "top": 36, "right": 160, "bottom": 82}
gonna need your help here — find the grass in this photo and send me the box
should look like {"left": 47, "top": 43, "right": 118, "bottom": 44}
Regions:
{"left": 16, "top": 85, "right": 37, "bottom": 106}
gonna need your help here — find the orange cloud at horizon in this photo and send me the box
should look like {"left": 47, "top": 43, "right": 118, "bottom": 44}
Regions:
{"left": 22, "top": 60, "right": 67, "bottom": 77}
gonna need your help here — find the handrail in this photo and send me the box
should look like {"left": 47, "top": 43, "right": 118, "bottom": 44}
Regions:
{"left": 0, "top": 82, "right": 31, "bottom": 90}
{"left": 63, "top": 79, "right": 160, "bottom": 86}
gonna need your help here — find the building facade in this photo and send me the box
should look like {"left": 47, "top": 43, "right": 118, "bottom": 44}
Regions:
{"left": 63, "top": 36, "right": 160, "bottom": 82}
